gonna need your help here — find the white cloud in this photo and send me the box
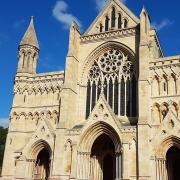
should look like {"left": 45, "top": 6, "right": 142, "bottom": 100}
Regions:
{"left": 52, "top": 1, "right": 81, "bottom": 29}
{"left": 152, "top": 19, "right": 173, "bottom": 31}
{"left": 95, "top": 0, "right": 126, "bottom": 11}
{"left": 0, "top": 118, "right": 9, "bottom": 128}
{"left": 95, "top": 0, "right": 107, "bottom": 11}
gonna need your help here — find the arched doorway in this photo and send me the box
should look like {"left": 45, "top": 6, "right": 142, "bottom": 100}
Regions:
{"left": 90, "top": 134, "right": 117, "bottom": 180}
{"left": 34, "top": 148, "right": 50, "bottom": 180}
{"left": 166, "top": 146, "right": 180, "bottom": 180}
{"left": 77, "top": 122, "right": 122, "bottom": 180}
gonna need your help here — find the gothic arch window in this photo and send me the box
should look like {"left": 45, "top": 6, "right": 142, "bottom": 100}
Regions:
{"left": 105, "top": 16, "right": 109, "bottom": 31}
{"left": 22, "top": 51, "right": 26, "bottom": 68}
{"left": 86, "top": 48, "right": 137, "bottom": 119}
{"left": 161, "top": 75, "right": 168, "bottom": 95}
{"left": 100, "top": 23, "right": 103, "bottom": 32}
{"left": 111, "top": 7, "right": 116, "bottom": 28}
{"left": 27, "top": 52, "right": 31, "bottom": 68}
{"left": 118, "top": 13, "right": 122, "bottom": 29}
{"left": 124, "top": 19, "right": 128, "bottom": 28}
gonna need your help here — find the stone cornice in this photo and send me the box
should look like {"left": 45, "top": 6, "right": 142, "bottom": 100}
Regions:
{"left": 14, "top": 72, "right": 64, "bottom": 95}
{"left": 149, "top": 55, "right": 180, "bottom": 70}
{"left": 15, "top": 71, "right": 64, "bottom": 83}
{"left": 80, "top": 27, "right": 138, "bottom": 44}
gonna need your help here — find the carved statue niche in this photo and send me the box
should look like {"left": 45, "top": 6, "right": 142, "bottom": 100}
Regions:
{"left": 52, "top": 111, "right": 59, "bottom": 125}
{"left": 160, "top": 75, "right": 168, "bottom": 96}
{"left": 33, "top": 112, "right": 39, "bottom": 126}
{"left": 151, "top": 75, "right": 159, "bottom": 97}
{"left": 64, "top": 140, "right": 73, "bottom": 174}
{"left": 160, "top": 103, "right": 169, "bottom": 120}
{"left": 168, "top": 73, "right": 177, "bottom": 95}
{"left": 169, "top": 102, "right": 178, "bottom": 117}
{"left": 152, "top": 103, "right": 161, "bottom": 125}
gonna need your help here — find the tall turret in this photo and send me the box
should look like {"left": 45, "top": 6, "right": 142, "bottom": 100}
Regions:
{"left": 17, "top": 16, "right": 39, "bottom": 74}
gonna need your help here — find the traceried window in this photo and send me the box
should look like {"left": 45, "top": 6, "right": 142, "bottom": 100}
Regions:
{"left": 86, "top": 49, "right": 137, "bottom": 118}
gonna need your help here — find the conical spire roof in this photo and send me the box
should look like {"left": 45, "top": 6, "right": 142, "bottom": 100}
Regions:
{"left": 20, "top": 16, "right": 39, "bottom": 49}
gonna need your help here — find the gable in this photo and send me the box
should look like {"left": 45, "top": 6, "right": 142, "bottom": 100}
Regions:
{"left": 87, "top": 94, "right": 122, "bottom": 130}
{"left": 152, "top": 110, "right": 180, "bottom": 148}
{"left": 85, "top": 0, "right": 140, "bottom": 35}
{"left": 15, "top": 119, "right": 55, "bottom": 158}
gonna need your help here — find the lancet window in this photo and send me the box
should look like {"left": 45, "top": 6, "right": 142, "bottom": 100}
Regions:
{"left": 118, "top": 13, "right": 122, "bottom": 29}
{"left": 105, "top": 16, "right": 109, "bottom": 31}
{"left": 111, "top": 7, "right": 116, "bottom": 28}
{"left": 124, "top": 19, "right": 128, "bottom": 28}
{"left": 98, "top": 7, "right": 129, "bottom": 33}
{"left": 86, "top": 49, "right": 137, "bottom": 118}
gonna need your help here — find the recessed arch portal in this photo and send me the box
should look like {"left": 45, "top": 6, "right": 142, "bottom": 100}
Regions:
{"left": 156, "top": 136, "right": 180, "bottom": 180}
{"left": 77, "top": 122, "right": 122, "bottom": 180}
{"left": 79, "top": 121, "right": 121, "bottom": 153}
{"left": 91, "top": 134, "right": 116, "bottom": 180}
{"left": 166, "top": 146, "right": 180, "bottom": 180}
{"left": 34, "top": 149, "right": 50, "bottom": 180}
{"left": 29, "top": 140, "right": 52, "bottom": 180}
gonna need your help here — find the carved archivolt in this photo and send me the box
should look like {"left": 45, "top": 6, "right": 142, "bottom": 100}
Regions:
{"left": 81, "top": 41, "right": 136, "bottom": 84}
{"left": 156, "top": 136, "right": 180, "bottom": 158}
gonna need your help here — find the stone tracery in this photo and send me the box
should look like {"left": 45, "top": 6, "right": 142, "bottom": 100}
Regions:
{"left": 86, "top": 47, "right": 137, "bottom": 120}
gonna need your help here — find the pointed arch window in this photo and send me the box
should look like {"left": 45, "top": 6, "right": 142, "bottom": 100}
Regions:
{"left": 27, "top": 52, "right": 31, "bottom": 68}
{"left": 86, "top": 80, "right": 91, "bottom": 119}
{"left": 86, "top": 49, "right": 137, "bottom": 120}
{"left": 120, "top": 77, "right": 125, "bottom": 116}
{"left": 126, "top": 78, "right": 130, "bottom": 116}
{"left": 124, "top": 19, "right": 128, "bottom": 28}
{"left": 22, "top": 52, "right": 26, "bottom": 69}
{"left": 108, "top": 78, "right": 113, "bottom": 108}
{"left": 114, "top": 77, "right": 119, "bottom": 115}
{"left": 118, "top": 13, "right": 122, "bottom": 29}
{"left": 100, "top": 23, "right": 103, "bottom": 32}
{"left": 105, "top": 16, "right": 109, "bottom": 31}
{"left": 131, "top": 75, "right": 137, "bottom": 117}
{"left": 91, "top": 82, "right": 96, "bottom": 110}
{"left": 111, "top": 7, "right": 116, "bottom": 28}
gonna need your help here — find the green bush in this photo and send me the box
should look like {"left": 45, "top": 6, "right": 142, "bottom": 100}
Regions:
{"left": 0, "top": 127, "right": 8, "bottom": 175}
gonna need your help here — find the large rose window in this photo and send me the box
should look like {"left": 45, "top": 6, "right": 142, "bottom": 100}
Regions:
{"left": 98, "top": 50, "right": 123, "bottom": 73}
{"left": 86, "top": 48, "right": 137, "bottom": 122}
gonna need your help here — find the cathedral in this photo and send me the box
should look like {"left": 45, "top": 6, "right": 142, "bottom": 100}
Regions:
{"left": 1, "top": 0, "right": 180, "bottom": 180}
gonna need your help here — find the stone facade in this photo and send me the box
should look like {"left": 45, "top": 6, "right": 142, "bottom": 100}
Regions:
{"left": 1, "top": 1, "right": 180, "bottom": 180}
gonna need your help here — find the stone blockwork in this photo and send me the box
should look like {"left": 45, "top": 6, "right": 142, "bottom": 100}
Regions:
{"left": 1, "top": 0, "right": 180, "bottom": 180}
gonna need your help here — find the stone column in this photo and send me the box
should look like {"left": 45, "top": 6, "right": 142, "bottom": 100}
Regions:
{"left": 156, "top": 158, "right": 167, "bottom": 180}
{"left": 25, "top": 159, "right": 36, "bottom": 179}
{"left": 77, "top": 152, "right": 91, "bottom": 180}
{"left": 115, "top": 153, "right": 122, "bottom": 180}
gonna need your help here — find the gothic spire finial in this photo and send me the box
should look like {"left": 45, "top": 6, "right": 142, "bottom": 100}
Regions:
{"left": 19, "top": 16, "right": 39, "bottom": 49}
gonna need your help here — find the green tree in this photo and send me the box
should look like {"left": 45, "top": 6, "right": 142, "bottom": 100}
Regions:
{"left": 0, "top": 126, "right": 8, "bottom": 175}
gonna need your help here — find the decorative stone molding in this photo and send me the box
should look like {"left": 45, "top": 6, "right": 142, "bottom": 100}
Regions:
{"left": 14, "top": 72, "right": 64, "bottom": 95}
{"left": 81, "top": 27, "right": 137, "bottom": 43}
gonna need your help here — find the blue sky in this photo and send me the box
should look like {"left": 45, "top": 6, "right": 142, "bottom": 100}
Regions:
{"left": 0, "top": 0, "right": 179, "bottom": 127}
